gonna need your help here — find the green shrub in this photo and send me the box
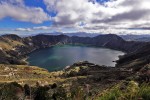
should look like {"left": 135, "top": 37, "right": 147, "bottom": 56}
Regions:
{"left": 0, "top": 82, "right": 24, "bottom": 100}
{"left": 137, "top": 83, "right": 150, "bottom": 100}
{"left": 96, "top": 81, "right": 150, "bottom": 100}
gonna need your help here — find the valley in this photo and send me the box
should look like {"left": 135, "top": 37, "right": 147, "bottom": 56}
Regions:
{"left": 27, "top": 45, "right": 124, "bottom": 71}
{"left": 0, "top": 34, "right": 149, "bottom": 99}
{"left": 0, "top": 34, "right": 147, "bottom": 65}
{"left": 0, "top": 0, "right": 150, "bottom": 99}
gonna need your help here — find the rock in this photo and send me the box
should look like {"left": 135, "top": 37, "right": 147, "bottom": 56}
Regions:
{"left": 4, "top": 67, "right": 10, "bottom": 71}
{"left": 0, "top": 47, "right": 3, "bottom": 50}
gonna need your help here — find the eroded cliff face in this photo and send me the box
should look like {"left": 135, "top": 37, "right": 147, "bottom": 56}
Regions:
{"left": 0, "top": 34, "right": 148, "bottom": 65}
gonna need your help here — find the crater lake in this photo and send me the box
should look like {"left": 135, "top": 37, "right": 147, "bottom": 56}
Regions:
{"left": 27, "top": 45, "right": 124, "bottom": 71}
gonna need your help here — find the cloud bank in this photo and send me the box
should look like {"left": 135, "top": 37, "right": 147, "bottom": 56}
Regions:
{"left": 0, "top": 0, "right": 50, "bottom": 23}
{"left": 1, "top": 0, "right": 150, "bottom": 35}
{"left": 44, "top": 0, "right": 150, "bottom": 29}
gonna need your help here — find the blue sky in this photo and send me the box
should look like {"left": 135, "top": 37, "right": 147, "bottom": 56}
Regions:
{"left": 0, "top": 0, "right": 108, "bottom": 28}
{"left": 0, "top": 0, "right": 150, "bottom": 36}
{"left": 0, "top": 0, "right": 52, "bottom": 28}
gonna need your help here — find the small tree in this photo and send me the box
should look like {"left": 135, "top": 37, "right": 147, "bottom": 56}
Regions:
{"left": 24, "top": 84, "right": 30, "bottom": 96}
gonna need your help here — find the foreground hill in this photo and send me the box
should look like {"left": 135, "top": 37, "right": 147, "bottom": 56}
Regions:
{"left": 0, "top": 61, "right": 149, "bottom": 100}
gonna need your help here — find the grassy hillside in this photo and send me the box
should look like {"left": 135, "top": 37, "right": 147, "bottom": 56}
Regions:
{"left": 95, "top": 81, "right": 150, "bottom": 100}
{"left": 0, "top": 64, "right": 64, "bottom": 85}
{"left": 0, "top": 37, "right": 24, "bottom": 51}
{"left": 0, "top": 61, "right": 149, "bottom": 100}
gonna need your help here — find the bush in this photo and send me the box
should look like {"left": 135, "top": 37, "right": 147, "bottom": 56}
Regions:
{"left": 96, "top": 81, "right": 150, "bottom": 100}
{"left": 137, "top": 83, "right": 150, "bottom": 100}
{"left": 34, "top": 86, "right": 50, "bottom": 100}
{"left": 0, "top": 82, "right": 24, "bottom": 100}
{"left": 24, "top": 84, "right": 30, "bottom": 96}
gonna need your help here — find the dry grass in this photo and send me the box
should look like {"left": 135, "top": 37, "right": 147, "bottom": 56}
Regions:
{"left": 0, "top": 38, "right": 24, "bottom": 50}
{"left": 0, "top": 64, "right": 85, "bottom": 87}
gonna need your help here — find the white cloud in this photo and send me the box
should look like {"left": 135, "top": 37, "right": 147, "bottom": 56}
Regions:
{"left": 49, "top": 0, "right": 101, "bottom": 26}
{"left": 43, "top": 0, "right": 150, "bottom": 34}
{"left": 1, "top": 0, "right": 150, "bottom": 35}
{"left": 15, "top": 26, "right": 63, "bottom": 32}
{"left": 15, "top": 28, "right": 33, "bottom": 32}
{"left": 33, "top": 26, "right": 51, "bottom": 30}
{"left": 0, "top": 0, "right": 50, "bottom": 24}
{"left": 44, "top": 0, "right": 58, "bottom": 12}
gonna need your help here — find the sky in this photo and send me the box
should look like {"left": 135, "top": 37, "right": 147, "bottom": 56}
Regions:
{"left": 0, "top": 0, "right": 150, "bottom": 36}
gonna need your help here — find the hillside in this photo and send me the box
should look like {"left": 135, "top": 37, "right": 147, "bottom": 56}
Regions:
{"left": 116, "top": 43, "right": 150, "bottom": 71}
{"left": 0, "top": 34, "right": 147, "bottom": 65}
{"left": 0, "top": 61, "right": 149, "bottom": 100}
{"left": 0, "top": 34, "right": 149, "bottom": 99}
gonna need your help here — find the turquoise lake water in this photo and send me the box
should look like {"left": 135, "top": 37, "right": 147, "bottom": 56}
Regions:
{"left": 27, "top": 45, "right": 124, "bottom": 71}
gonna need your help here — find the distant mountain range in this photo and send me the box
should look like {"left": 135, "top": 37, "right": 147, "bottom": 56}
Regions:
{"left": 41, "top": 33, "right": 150, "bottom": 42}
{"left": 120, "top": 34, "right": 150, "bottom": 42}
{"left": 2, "top": 32, "right": 150, "bottom": 42}
{"left": 134, "top": 37, "right": 150, "bottom": 42}
{"left": 40, "top": 32, "right": 99, "bottom": 37}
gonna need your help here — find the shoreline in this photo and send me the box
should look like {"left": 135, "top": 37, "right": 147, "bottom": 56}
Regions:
{"left": 24, "top": 45, "right": 125, "bottom": 72}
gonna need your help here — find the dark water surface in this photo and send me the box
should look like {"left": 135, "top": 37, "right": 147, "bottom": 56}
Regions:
{"left": 27, "top": 45, "right": 124, "bottom": 71}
